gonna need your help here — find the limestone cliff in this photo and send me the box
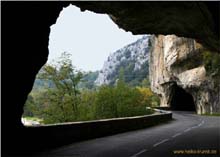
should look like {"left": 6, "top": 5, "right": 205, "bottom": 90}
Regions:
{"left": 149, "top": 35, "right": 220, "bottom": 114}
{"left": 95, "top": 35, "right": 151, "bottom": 86}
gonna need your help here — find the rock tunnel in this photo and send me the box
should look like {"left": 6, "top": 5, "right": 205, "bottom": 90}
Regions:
{"left": 170, "top": 84, "right": 196, "bottom": 112}
{"left": 2, "top": 1, "right": 220, "bottom": 156}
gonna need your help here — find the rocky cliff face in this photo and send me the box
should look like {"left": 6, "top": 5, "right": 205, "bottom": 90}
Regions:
{"left": 95, "top": 35, "right": 151, "bottom": 86}
{"left": 149, "top": 35, "right": 220, "bottom": 114}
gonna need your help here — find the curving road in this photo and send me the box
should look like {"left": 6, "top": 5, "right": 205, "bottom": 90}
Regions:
{"left": 34, "top": 112, "right": 220, "bottom": 157}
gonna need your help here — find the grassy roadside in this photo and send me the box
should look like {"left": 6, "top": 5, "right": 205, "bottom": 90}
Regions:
{"left": 201, "top": 113, "right": 220, "bottom": 117}
{"left": 22, "top": 117, "right": 44, "bottom": 124}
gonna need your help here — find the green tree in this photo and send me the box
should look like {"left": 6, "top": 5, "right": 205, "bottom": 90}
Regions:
{"left": 23, "top": 53, "right": 156, "bottom": 124}
{"left": 78, "top": 90, "right": 97, "bottom": 121}
{"left": 141, "top": 78, "right": 150, "bottom": 87}
{"left": 23, "top": 95, "right": 35, "bottom": 117}
{"left": 95, "top": 71, "right": 153, "bottom": 119}
{"left": 95, "top": 85, "right": 117, "bottom": 119}
{"left": 116, "top": 67, "right": 125, "bottom": 87}
{"left": 36, "top": 52, "right": 83, "bottom": 124}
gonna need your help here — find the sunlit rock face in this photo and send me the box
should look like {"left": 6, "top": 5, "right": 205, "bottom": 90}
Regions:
{"left": 149, "top": 35, "right": 220, "bottom": 114}
{"left": 95, "top": 35, "right": 150, "bottom": 86}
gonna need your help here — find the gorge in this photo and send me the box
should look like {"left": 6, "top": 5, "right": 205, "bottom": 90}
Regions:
{"left": 2, "top": 1, "right": 220, "bottom": 155}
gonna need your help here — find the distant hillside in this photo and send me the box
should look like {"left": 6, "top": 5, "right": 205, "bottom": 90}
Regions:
{"left": 33, "top": 35, "right": 152, "bottom": 90}
{"left": 33, "top": 71, "right": 99, "bottom": 91}
{"left": 78, "top": 71, "right": 99, "bottom": 89}
{"left": 95, "top": 35, "right": 152, "bottom": 86}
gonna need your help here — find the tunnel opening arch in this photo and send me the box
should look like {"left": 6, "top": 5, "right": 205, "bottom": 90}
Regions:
{"left": 3, "top": 1, "right": 219, "bottom": 130}
{"left": 170, "top": 83, "right": 196, "bottom": 112}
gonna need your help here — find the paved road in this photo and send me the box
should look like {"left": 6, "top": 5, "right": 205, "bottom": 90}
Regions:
{"left": 34, "top": 112, "right": 220, "bottom": 157}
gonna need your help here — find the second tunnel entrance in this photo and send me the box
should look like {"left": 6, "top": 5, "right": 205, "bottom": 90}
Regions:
{"left": 170, "top": 84, "right": 196, "bottom": 112}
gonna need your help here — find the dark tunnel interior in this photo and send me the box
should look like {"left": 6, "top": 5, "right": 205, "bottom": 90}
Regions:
{"left": 171, "top": 84, "right": 196, "bottom": 112}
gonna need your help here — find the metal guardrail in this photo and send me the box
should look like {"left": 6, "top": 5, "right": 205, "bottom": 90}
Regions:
{"left": 146, "top": 107, "right": 172, "bottom": 114}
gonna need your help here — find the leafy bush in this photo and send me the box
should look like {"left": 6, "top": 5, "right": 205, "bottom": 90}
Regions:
{"left": 24, "top": 81, "right": 156, "bottom": 124}
{"left": 202, "top": 50, "right": 220, "bottom": 77}
{"left": 95, "top": 80, "right": 154, "bottom": 119}
{"left": 23, "top": 53, "right": 158, "bottom": 124}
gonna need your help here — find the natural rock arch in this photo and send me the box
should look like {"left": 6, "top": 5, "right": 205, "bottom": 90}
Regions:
{"left": 2, "top": 1, "right": 219, "bottom": 155}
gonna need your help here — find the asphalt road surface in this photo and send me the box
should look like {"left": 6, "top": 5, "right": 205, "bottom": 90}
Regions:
{"left": 34, "top": 111, "right": 220, "bottom": 157}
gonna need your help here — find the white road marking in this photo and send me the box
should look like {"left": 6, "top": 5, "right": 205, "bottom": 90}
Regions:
{"left": 197, "top": 120, "right": 204, "bottom": 127}
{"left": 130, "top": 120, "right": 205, "bottom": 157}
{"left": 188, "top": 120, "right": 205, "bottom": 130}
{"left": 172, "top": 132, "right": 182, "bottom": 138}
{"left": 130, "top": 149, "right": 147, "bottom": 157}
{"left": 153, "top": 139, "right": 169, "bottom": 147}
{"left": 191, "top": 126, "right": 198, "bottom": 129}
{"left": 184, "top": 128, "right": 191, "bottom": 132}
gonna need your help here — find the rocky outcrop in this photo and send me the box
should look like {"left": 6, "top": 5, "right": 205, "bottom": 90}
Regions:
{"left": 149, "top": 35, "right": 220, "bottom": 114}
{"left": 95, "top": 35, "right": 150, "bottom": 85}
{"left": 73, "top": 2, "right": 220, "bottom": 52}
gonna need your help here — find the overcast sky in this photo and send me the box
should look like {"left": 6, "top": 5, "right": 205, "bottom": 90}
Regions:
{"left": 48, "top": 5, "right": 143, "bottom": 72}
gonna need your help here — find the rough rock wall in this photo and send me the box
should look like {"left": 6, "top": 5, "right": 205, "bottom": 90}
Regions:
{"left": 149, "top": 35, "right": 220, "bottom": 114}
{"left": 73, "top": 2, "right": 220, "bottom": 52}
{"left": 95, "top": 35, "right": 150, "bottom": 85}
{"left": 2, "top": 2, "right": 69, "bottom": 155}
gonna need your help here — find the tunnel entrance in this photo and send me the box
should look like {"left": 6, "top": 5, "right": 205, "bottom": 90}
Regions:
{"left": 170, "top": 84, "right": 196, "bottom": 111}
